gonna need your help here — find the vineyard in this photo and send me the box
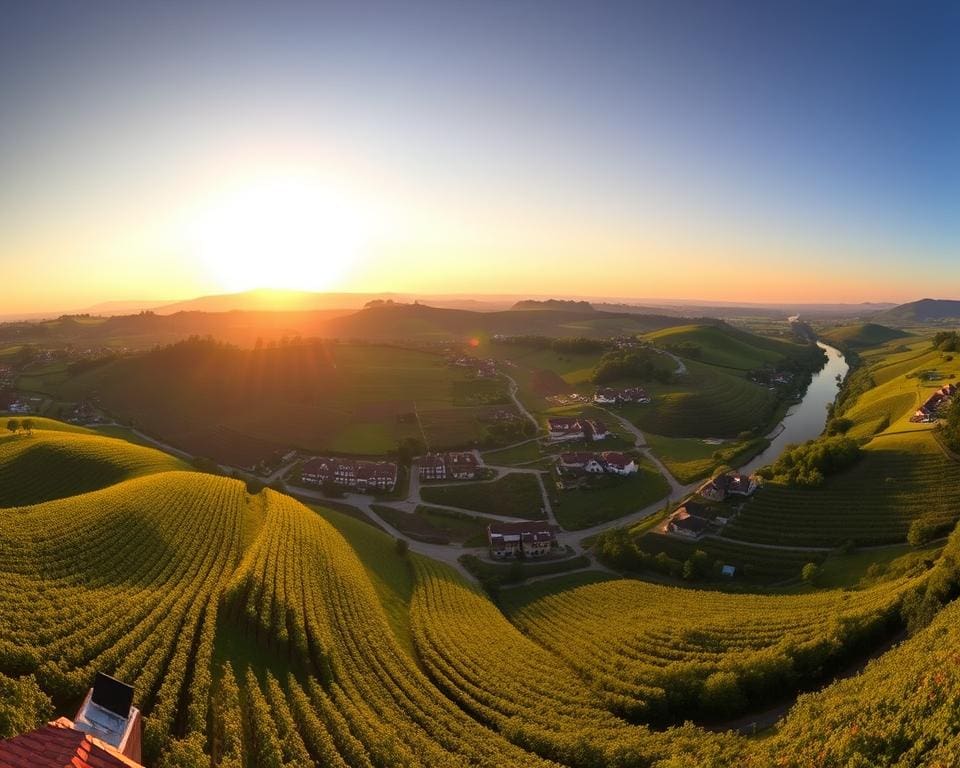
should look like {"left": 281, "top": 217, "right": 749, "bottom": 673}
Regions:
{"left": 724, "top": 431, "right": 960, "bottom": 546}
{"left": 3, "top": 423, "right": 960, "bottom": 766}
{"left": 504, "top": 572, "right": 924, "bottom": 721}
{"left": 0, "top": 430, "right": 186, "bottom": 506}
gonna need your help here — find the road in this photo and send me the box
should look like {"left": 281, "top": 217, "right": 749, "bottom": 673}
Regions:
{"left": 502, "top": 372, "right": 541, "bottom": 431}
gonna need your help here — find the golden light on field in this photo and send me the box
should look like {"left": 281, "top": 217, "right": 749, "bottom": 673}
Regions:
{"left": 190, "top": 175, "right": 368, "bottom": 293}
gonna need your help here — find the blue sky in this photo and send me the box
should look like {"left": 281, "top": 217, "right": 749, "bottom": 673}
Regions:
{"left": 1, "top": 0, "right": 958, "bottom": 310}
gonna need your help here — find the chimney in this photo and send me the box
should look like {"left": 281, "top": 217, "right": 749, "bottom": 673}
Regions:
{"left": 73, "top": 672, "right": 143, "bottom": 763}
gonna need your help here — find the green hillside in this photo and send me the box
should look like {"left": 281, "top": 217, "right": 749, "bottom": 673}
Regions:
{"left": 820, "top": 322, "right": 908, "bottom": 349}
{"left": 3, "top": 426, "right": 960, "bottom": 765}
{"left": 644, "top": 322, "right": 816, "bottom": 370}
{"left": 0, "top": 429, "right": 185, "bottom": 507}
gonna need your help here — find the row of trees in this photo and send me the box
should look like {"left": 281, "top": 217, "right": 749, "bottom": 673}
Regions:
{"left": 759, "top": 435, "right": 862, "bottom": 486}
{"left": 592, "top": 349, "right": 673, "bottom": 385}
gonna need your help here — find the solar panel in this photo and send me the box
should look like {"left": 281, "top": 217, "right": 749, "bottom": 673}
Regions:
{"left": 91, "top": 672, "right": 134, "bottom": 719}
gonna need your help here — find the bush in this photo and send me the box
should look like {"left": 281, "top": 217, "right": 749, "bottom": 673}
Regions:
{"left": 0, "top": 673, "right": 52, "bottom": 740}
{"left": 395, "top": 538, "right": 409, "bottom": 556}
{"left": 801, "top": 562, "right": 822, "bottom": 585}
{"left": 908, "top": 518, "right": 938, "bottom": 547}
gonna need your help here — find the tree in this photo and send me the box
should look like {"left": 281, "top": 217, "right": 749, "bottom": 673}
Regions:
{"left": 801, "top": 562, "right": 822, "bottom": 585}
{"left": 6, "top": 418, "right": 19, "bottom": 436}
{"left": 908, "top": 518, "right": 937, "bottom": 547}
{"left": 21, "top": 418, "right": 33, "bottom": 436}
{"left": 394, "top": 538, "right": 409, "bottom": 556}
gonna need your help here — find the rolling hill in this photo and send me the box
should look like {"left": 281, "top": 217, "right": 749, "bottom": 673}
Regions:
{"left": 819, "top": 322, "right": 908, "bottom": 349}
{"left": 3, "top": 422, "right": 960, "bottom": 765}
{"left": 874, "top": 298, "right": 960, "bottom": 325}
{"left": 644, "top": 322, "right": 822, "bottom": 370}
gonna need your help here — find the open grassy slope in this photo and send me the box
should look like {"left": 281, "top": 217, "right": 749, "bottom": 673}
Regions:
{"left": 819, "top": 322, "right": 908, "bottom": 349}
{"left": 0, "top": 429, "right": 185, "bottom": 507}
{"left": 644, "top": 322, "right": 812, "bottom": 370}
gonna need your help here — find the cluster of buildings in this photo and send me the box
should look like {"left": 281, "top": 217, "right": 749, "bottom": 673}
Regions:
{"left": 667, "top": 500, "right": 731, "bottom": 539}
{"left": 556, "top": 451, "right": 637, "bottom": 476}
{"left": 593, "top": 386, "right": 652, "bottom": 405}
{"left": 487, "top": 521, "right": 558, "bottom": 559}
{"left": 748, "top": 370, "right": 795, "bottom": 387}
{"left": 547, "top": 416, "right": 610, "bottom": 442}
{"left": 911, "top": 382, "right": 957, "bottom": 423}
{"left": 418, "top": 451, "right": 481, "bottom": 481}
{"left": 450, "top": 355, "right": 497, "bottom": 377}
{"left": 697, "top": 471, "right": 758, "bottom": 502}
{"left": 301, "top": 456, "right": 399, "bottom": 492}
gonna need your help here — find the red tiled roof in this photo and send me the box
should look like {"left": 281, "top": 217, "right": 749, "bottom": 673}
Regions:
{"left": 0, "top": 721, "right": 141, "bottom": 768}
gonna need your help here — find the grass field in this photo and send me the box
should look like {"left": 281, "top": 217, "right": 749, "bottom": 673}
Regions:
{"left": 419, "top": 471, "right": 546, "bottom": 519}
{"left": 619, "top": 358, "right": 779, "bottom": 438}
{"left": 819, "top": 322, "right": 908, "bottom": 350}
{"left": 549, "top": 457, "right": 670, "bottom": 529}
{"left": 644, "top": 323, "right": 809, "bottom": 371}
{"left": 645, "top": 432, "right": 770, "bottom": 483}
{"left": 369, "top": 503, "right": 493, "bottom": 546}
{"left": 54, "top": 341, "right": 516, "bottom": 457}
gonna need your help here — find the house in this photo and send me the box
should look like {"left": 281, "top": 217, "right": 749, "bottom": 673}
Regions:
{"left": 487, "top": 521, "right": 558, "bottom": 559}
{"left": 668, "top": 513, "right": 710, "bottom": 539}
{"left": 600, "top": 451, "right": 637, "bottom": 475}
{"left": 698, "top": 472, "right": 758, "bottom": 501}
{"left": 910, "top": 383, "right": 957, "bottom": 423}
{"left": 593, "top": 386, "right": 652, "bottom": 405}
{"left": 418, "top": 452, "right": 482, "bottom": 481}
{"left": 593, "top": 387, "right": 619, "bottom": 404}
{"left": 547, "top": 417, "right": 584, "bottom": 441}
{"left": 418, "top": 453, "right": 448, "bottom": 481}
{"left": 302, "top": 457, "right": 398, "bottom": 492}
{"left": 0, "top": 673, "right": 144, "bottom": 768}
{"left": 557, "top": 452, "right": 607, "bottom": 474}
{"left": 446, "top": 451, "right": 480, "bottom": 480}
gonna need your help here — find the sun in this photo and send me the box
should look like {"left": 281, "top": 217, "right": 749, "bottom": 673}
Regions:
{"left": 191, "top": 175, "right": 367, "bottom": 293}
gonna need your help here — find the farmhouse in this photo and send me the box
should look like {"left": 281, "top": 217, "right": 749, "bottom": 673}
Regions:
{"left": 698, "top": 471, "right": 758, "bottom": 502}
{"left": 910, "top": 382, "right": 957, "bottom": 423}
{"left": 487, "top": 521, "right": 558, "bottom": 559}
{"left": 675, "top": 500, "right": 728, "bottom": 525}
{"left": 593, "top": 386, "right": 652, "bottom": 405}
{"left": 601, "top": 451, "right": 637, "bottom": 475}
{"left": 557, "top": 452, "right": 607, "bottom": 474}
{"left": 668, "top": 513, "right": 710, "bottom": 539}
{"left": 547, "top": 417, "right": 610, "bottom": 442}
{"left": 302, "top": 457, "right": 398, "bottom": 492}
{"left": 418, "top": 451, "right": 481, "bottom": 481}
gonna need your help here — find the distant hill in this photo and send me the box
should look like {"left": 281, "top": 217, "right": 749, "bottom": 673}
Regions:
{"left": 873, "top": 298, "right": 960, "bottom": 325}
{"left": 644, "top": 322, "right": 821, "bottom": 370}
{"left": 510, "top": 299, "right": 594, "bottom": 312}
{"left": 820, "top": 322, "right": 908, "bottom": 349}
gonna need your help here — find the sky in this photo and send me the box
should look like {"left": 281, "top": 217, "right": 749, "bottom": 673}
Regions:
{"left": 1, "top": 0, "right": 958, "bottom": 313}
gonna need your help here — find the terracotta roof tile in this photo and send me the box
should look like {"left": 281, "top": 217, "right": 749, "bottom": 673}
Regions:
{"left": 0, "top": 723, "right": 140, "bottom": 768}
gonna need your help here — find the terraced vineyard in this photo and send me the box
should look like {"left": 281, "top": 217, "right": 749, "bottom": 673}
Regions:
{"left": 504, "top": 572, "right": 921, "bottom": 721}
{"left": 410, "top": 558, "right": 746, "bottom": 765}
{"left": 724, "top": 432, "right": 960, "bottom": 546}
{"left": 0, "top": 430, "right": 186, "bottom": 506}
{"left": 4, "top": 420, "right": 960, "bottom": 766}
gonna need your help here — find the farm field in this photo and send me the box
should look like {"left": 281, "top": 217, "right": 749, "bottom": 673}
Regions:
{"left": 53, "top": 340, "right": 520, "bottom": 459}
{"left": 724, "top": 431, "right": 960, "bottom": 547}
{"left": 419, "top": 471, "right": 546, "bottom": 519}
{"left": 0, "top": 428, "right": 186, "bottom": 506}
{"left": 370, "top": 503, "right": 494, "bottom": 546}
{"left": 505, "top": 568, "right": 926, "bottom": 721}
{"left": 549, "top": 457, "right": 670, "bottom": 529}
{"left": 644, "top": 432, "right": 770, "bottom": 484}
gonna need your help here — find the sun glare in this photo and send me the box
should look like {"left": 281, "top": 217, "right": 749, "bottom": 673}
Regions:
{"left": 191, "top": 176, "right": 367, "bottom": 293}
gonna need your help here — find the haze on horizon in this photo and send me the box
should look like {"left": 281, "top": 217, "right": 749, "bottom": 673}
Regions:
{"left": 1, "top": 0, "right": 958, "bottom": 315}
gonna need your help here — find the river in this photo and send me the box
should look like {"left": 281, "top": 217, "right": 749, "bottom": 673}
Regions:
{"left": 738, "top": 342, "right": 849, "bottom": 476}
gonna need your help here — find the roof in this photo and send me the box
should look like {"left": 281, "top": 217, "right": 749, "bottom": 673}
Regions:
{"left": 670, "top": 514, "right": 710, "bottom": 533}
{"left": 558, "top": 452, "right": 599, "bottom": 465}
{"left": 678, "top": 501, "right": 718, "bottom": 520}
{"left": 600, "top": 451, "right": 631, "bottom": 467}
{"left": 0, "top": 720, "right": 142, "bottom": 768}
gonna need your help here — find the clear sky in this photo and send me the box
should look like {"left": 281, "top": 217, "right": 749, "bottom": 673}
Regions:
{"left": 1, "top": 0, "right": 958, "bottom": 312}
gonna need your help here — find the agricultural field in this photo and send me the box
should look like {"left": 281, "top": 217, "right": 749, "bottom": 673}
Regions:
{"left": 505, "top": 568, "right": 927, "bottom": 721}
{"left": 3, "top": 417, "right": 960, "bottom": 766}
{"left": 419, "top": 471, "right": 546, "bottom": 519}
{"left": 644, "top": 432, "right": 770, "bottom": 484}
{"left": 724, "top": 431, "right": 960, "bottom": 547}
{"left": 370, "top": 503, "right": 493, "bottom": 546}
{"left": 549, "top": 457, "right": 670, "bottom": 530}
{"left": 53, "top": 339, "right": 522, "bottom": 459}
{"left": 0, "top": 428, "right": 185, "bottom": 506}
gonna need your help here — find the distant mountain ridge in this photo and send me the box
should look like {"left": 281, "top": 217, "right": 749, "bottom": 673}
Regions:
{"left": 874, "top": 299, "right": 960, "bottom": 325}
{"left": 510, "top": 299, "right": 594, "bottom": 311}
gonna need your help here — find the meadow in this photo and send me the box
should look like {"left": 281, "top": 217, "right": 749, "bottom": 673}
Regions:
{"left": 419, "top": 471, "right": 546, "bottom": 519}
